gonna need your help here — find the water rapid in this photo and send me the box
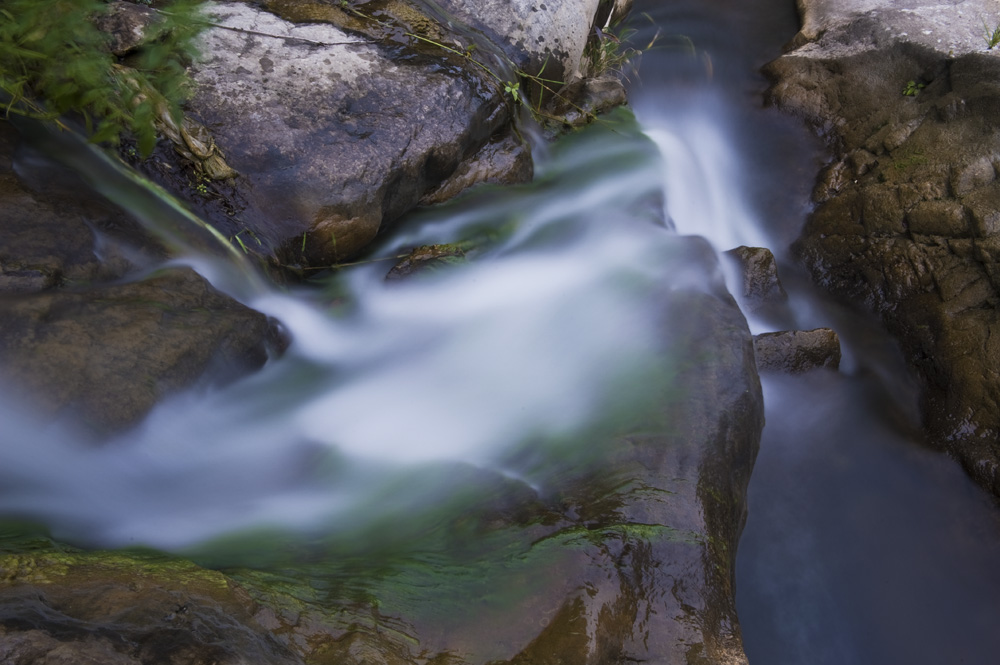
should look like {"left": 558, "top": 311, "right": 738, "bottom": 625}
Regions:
{"left": 0, "top": 110, "right": 715, "bottom": 551}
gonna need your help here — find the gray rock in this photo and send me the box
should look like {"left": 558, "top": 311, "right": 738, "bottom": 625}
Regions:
{"left": 428, "top": 0, "right": 601, "bottom": 82}
{"left": 162, "top": 1, "right": 512, "bottom": 267}
{"left": 753, "top": 328, "right": 841, "bottom": 374}
{"left": 136, "top": 0, "right": 631, "bottom": 270}
{"left": 765, "top": 0, "right": 1000, "bottom": 495}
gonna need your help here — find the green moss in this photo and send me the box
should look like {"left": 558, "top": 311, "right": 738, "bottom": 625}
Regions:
{"left": 892, "top": 147, "right": 928, "bottom": 172}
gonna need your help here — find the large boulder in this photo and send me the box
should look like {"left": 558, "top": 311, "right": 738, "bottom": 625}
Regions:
{"left": 764, "top": 0, "right": 1000, "bottom": 494}
{"left": 129, "top": 0, "right": 622, "bottom": 269}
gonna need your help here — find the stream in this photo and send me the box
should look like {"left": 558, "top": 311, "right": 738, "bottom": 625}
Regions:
{"left": 625, "top": 0, "right": 1000, "bottom": 664}
{"left": 3, "top": 0, "right": 1000, "bottom": 662}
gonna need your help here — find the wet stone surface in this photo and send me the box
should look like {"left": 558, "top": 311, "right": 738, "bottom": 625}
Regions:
{"left": 753, "top": 328, "right": 842, "bottom": 374}
{"left": 764, "top": 0, "right": 1000, "bottom": 495}
{"left": 0, "top": 122, "right": 282, "bottom": 432}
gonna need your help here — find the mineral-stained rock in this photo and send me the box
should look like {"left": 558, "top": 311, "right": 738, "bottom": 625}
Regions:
{"left": 0, "top": 548, "right": 301, "bottom": 665}
{"left": 764, "top": 0, "right": 1000, "bottom": 495}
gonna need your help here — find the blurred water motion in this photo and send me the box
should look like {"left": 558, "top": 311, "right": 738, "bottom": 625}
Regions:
{"left": 0, "top": 110, "right": 721, "bottom": 550}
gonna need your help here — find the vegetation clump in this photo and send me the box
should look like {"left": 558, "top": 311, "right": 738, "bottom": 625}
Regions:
{"left": 984, "top": 18, "right": 1000, "bottom": 50}
{"left": 0, "top": 0, "right": 205, "bottom": 155}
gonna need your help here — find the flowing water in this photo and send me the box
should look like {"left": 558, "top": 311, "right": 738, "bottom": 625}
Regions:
{"left": 3, "top": 0, "right": 1000, "bottom": 662}
{"left": 623, "top": 1, "right": 1000, "bottom": 664}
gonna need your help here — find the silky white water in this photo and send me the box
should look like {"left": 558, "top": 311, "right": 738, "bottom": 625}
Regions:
{"left": 0, "top": 111, "right": 730, "bottom": 550}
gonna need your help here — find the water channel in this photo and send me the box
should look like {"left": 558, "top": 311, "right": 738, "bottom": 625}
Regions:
{"left": 2, "top": 0, "right": 1000, "bottom": 662}
{"left": 625, "top": 1, "right": 1000, "bottom": 663}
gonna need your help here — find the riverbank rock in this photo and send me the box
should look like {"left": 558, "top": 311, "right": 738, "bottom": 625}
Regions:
{"left": 764, "top": 0, "right": 1000, "bottom": 494}
{"left": 0, "top": 121, "right": 282, "bottom": 432}
{"left": 131, "top": 0, "right": 625, "bottom": 271}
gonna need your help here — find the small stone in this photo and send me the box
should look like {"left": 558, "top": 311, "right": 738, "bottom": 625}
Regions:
{"left": 386, "top": 244, "right": 467, "bottom": 280}
{"left": 753, "top": 328, "right": 841, "bottom": 374}
{"left": 94, "top": 1, "right": 160, "bottom": 57}
{"left": 724, "top": 246, "right": 788, "bottom": 310}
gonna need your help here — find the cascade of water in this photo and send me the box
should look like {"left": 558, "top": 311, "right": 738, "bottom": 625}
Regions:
{"left": 0, "top": 110, "right": 719, "bottom": 551}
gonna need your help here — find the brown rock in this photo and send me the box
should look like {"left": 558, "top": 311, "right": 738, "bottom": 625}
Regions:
{"left": 753, "top": 328, "right": 841, "bottom": 374}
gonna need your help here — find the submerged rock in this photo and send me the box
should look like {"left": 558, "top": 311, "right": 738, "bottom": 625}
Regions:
{"left": 764, "top": 0, "right": 1000, "bottom": 494}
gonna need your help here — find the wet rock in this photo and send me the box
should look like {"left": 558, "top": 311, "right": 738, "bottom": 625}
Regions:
{"left": 549, "top": 75, "right": 629, "bottom": 127}
{"left": 0, "top": 122, "right": 282, "bottom": 432}
{"left": 419, "top": 133, "right": 534, "bottom": 207}
{"left": 385, "top": 244, "right": 467, "bottom": 280}
{"left": 753, "top": 328, "right": 841, "bottom": 374}
{"left": 0, "top": 549, "right": 300, "bottom": 665}
{"left": 0, "top": 267, "right": 281, "bottom": 432}
{"left": 724, "top": 245, "right": 788, "bottom": 312}
{"left": 0, "top": 284, "right": 763, "bottom": 665}
{"left": 764, "top": 0, "right": 1000, "bottom": 495}
{"left": 0, "top": 124, "right": 143, "bottom": 293}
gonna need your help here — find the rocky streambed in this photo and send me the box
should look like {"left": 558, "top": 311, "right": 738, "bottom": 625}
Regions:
{"left": 4, "top": 0, "right": 997, "bottom": 661}
{"left": 0, "top": 1, "right": 767, "bottom": 663}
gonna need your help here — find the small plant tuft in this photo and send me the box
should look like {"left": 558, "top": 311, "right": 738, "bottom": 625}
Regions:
{"left": 984, "top": 18, "right": 1000, "bottom": 49}
{"left": 902, "top": 80, "right": 925, "bottom": 97}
